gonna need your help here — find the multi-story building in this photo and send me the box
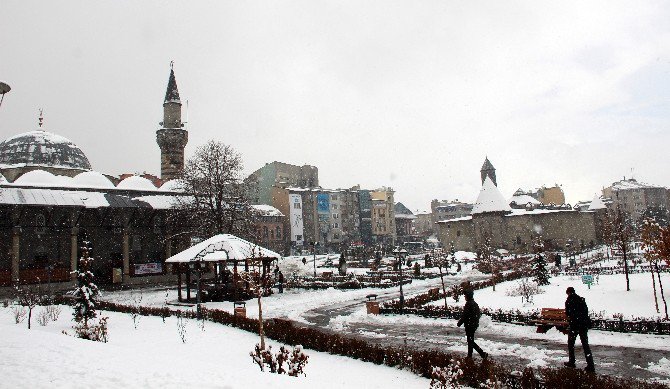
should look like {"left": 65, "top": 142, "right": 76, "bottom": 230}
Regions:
{"left": 413, "top": 210, "right": 433, "bottom": 237}
{"left": 513, "top": 185, "right": 566, "bottom": 206}
{"left": 248, "top": 161, "right": 318, "bottom": 205}
{"left": 271, "top": 186, "right": 361, "bottom": 253}
{"left": 251, "top": 205, "right": 287, "bottom": 255}
{"left": 394, "top": 202, "right": 417, "bottom": 243}
{"left": 602, "top": 178, "right": 669, "bottom": 223}
{"left": 431, "top": 199, "right": 474, "bottom": 228}
{"left": 370, "top": 187, "right": 396, "bottom": 245}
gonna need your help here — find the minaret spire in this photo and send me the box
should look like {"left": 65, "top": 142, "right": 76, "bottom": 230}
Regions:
{"left": 156, "top": 63, "right": 188, "bottom": 181}
{"left": 38, "top": 108, "right": 44, "bottom": 129}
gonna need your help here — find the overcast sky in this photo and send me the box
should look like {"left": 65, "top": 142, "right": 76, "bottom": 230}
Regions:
{"left": 1, "top": 1, "right": 669, "bottom": 212}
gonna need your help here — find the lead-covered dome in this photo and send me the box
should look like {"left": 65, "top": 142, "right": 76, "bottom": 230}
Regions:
{"left": 0, "top": 130, "right": 92, "bottom": 171}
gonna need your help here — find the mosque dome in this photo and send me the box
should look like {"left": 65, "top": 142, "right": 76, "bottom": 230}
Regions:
{"left": 0, "top": 130, "right": 92, "bottom": 171}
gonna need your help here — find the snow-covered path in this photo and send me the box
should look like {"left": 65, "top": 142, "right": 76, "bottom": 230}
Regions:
{"left": 296, "top": 278, "right": 670, "bottom": 384}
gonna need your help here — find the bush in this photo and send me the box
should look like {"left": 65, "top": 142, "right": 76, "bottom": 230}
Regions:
{"left": 73, "top": 317, "right": 109, "bottom": 343}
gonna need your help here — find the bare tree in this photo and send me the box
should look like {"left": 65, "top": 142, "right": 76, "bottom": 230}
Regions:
{"left": 15, "top": 284, "right": 44, "bottom": 329}
{"left": 641, "top": 219, "right": 669, "bottom": 320}
{"left": 433, "top": 249, "right": 450, "bottom": 309}
{"left": 175, "top": 140, "right": 257, "bottom": 241}
{"left": 239, "top": 246, "right": 274, "bottom": 350}
{"left": 477, "top": 235, "right": 500, "bottom": 291}
{"left": 641, "top": 219, "right": 661, "bottom": 314}
{"left": 604, "top": 207, "right": 634, "bottom": 291}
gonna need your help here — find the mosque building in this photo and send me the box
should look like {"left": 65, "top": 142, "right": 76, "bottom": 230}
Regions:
{"left": 0, "top": 66, "right": 190, "bottom": 287}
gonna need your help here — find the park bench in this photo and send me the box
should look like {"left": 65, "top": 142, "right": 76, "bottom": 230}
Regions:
{"left": 531, "top": 308, "right": 569, "bottom": 334}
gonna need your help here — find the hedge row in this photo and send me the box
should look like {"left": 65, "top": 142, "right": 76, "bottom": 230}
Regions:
{"left": 81, "top": 299, "right": 665, "bottom": 389}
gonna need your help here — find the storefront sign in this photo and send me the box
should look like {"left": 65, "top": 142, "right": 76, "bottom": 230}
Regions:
{"left": 134, "top": 263, "right": 163, "bottom": 275}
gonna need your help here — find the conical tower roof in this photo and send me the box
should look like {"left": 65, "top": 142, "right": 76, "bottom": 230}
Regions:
{"left": 164, "top": 67, "right": 181, "bottom": 104}
{"left": 588, "top": 194, "right": 607, "bottom": 211}
{"left": 472, "top": 177, "right": 512, "bottom": 214}
{"left": 481, "top": 157, "right": 494, "bottom": 171}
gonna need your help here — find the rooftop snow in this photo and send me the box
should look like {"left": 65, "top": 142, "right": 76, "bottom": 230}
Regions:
{"left": 588, "top": 194, "right": 607, "bottom": 211}
{"left": 471, "top": 177, "right": 512, "bottom": 214}
{"left": 610, "top": 179, "right": 666, "bottom": 191}
{"left": 252, "top": 204, "right": 284, "bottom": 217}
{"left": 117, "top": 175, "right": 157, "bottom": 191}
{"left": 509, "top": 194, "right": 541, "bottom": 206}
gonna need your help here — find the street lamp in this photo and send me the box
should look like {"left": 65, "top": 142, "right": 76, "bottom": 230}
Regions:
{"left": 310, "top": 241, "right": 318, "bottom": 278}
{"left": 393, "top": 246, "right": 408, "bottom": 314}
{"left": 189, "top": 261, "right": 202, "bottom": 318}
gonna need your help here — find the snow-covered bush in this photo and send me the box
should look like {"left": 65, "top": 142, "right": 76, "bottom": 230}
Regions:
{"left": 71, "top": 244, "right": 99, "bottom": 327}
{"left": 73, "top": 316, "right": 108, "bottom": 342}
{"left": 37, "top": 308, "right": 50, "bottom": 326}
{"left": 46, "top": 305, "right": 62, "bottom": 322}
{"left": 505, "top": 278, "right": 543, "bottom": 304}
{"left": 430, "top": 359, "right": 463, "bottom": 388}
{"left": 250, "top": 343, "right": 309, "bottom": 377}
{"left": 12, "top": 305, "right": 26, "bottom": 324}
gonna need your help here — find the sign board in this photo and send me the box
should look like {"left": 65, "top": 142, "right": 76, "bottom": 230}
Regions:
{"left": 317, "top": 193, "right": 330, "bottom": 213}
{"left": 289, "top": 194, "right": 304, "bottom": 245}
{"left": 582, "top": 274, "right": 593, "bottom": 285}
{"left": 134, "top": 263, "right": 163, "bottom": 275}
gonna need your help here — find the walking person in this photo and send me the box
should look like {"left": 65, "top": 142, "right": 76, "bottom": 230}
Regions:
{"left": 277, "top": 270, "right": 284, "bottom": 294}
{"left": 564, "top": 287, "right": 595, "bottom": 372}
{"left": 457, "top": 290, "right": 488, "bottom": 360}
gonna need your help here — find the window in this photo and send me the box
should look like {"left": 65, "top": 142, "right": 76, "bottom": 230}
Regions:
{"left": 263, "top": 226, "right": 269, "bottom": 237}
{"left": 294, "top": 202, "right": 301, "bottom": 209}
{"left": 457, "top": 230, "right": 461, "bottom": 237}
{"left": 332, "top": 213, "right": 339, "bottom": 219}
{"left": 276, "top": 226, "right": 281, "bottom": 239}
{"left": 331, "top": 195, "right": 338, "bottom": 201}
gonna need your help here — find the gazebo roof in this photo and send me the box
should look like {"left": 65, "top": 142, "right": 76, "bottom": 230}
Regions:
{"left": 165, "top": 234, "right": 281, "bottom": 263}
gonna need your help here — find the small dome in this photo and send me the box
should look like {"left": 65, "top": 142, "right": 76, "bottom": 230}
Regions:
{"left": 13, "top": 169, "right": 59, "bottom": 186}
{"left": 0, "top": 130, "right": 92, "bottom": 171}
{"left": 72, "top": 171, "right": 115, "bottom": 189}
{"left": 117, "top": 175, "right": 157, "bottom": 191}
{"left": 160, "top": 179, "right": 184, "bottom": 192}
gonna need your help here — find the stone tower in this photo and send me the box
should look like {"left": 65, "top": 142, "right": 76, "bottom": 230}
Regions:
{"left": 480, "top": 157, "right": 497, "bottom": 186}
{"left": 156, "top": 64, "right": 188, "bottom": 181}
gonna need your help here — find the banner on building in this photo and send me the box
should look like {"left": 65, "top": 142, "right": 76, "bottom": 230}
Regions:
{"left": 133, "top": 263, "right": 163, "bottom": 275}
{"left": 289, "top": 194, "right": 304, "bottom": 245}
{"left": 317, "top": 193, "right": 330, "bottom": 214}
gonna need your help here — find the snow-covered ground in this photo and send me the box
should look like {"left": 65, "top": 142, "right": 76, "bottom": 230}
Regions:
{"left": 428, "top": 272, "right": 670, "bottom": 320}
{"left": 0, "top": 305, "right": 428, "bottom": 388}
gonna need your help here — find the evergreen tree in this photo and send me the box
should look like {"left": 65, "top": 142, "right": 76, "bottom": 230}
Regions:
{"left": 532, "top": 239, "right": 550, "bottom": 285}
{"left": 72, "top": 242, "right": 99, "bottom": 326}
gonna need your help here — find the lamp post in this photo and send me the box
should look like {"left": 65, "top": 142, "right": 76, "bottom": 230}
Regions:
{"left": 393, "top": 247, "right": 408, "bottom": 314}
{"left": 310, "top": 241, "right": 318, "bottom": 278}
{"left": 189, "top": 262, "right": 202, "bottom": 318}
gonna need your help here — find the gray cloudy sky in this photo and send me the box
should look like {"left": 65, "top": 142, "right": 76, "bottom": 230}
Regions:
{"left": 1, "top": 1, "right": 669, "bottom": 212}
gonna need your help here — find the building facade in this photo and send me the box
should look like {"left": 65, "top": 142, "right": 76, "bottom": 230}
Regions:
{"left": 603, "top": 178, "right": 669, "bottom": 223}
{"left": 249, "top": 161, "right": 319, "bottom": 205}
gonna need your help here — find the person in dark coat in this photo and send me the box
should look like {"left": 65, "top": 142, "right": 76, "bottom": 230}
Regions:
{"left": 277, "top": 270, "right": 284, "bottom": 293}
{"left": 457, "top": 289, "right": 488, "bottom": 359}
{"left": 564, "top": 287, "right": 595, "bottom": 372}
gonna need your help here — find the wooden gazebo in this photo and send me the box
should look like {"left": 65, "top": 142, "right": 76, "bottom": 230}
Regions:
{"left": 165, "top": 234, "right": 281, "bottom": 302}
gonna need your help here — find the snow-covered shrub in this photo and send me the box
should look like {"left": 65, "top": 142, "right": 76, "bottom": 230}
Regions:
{"left": 430, "top": 359, "right": 463, "bottom": 388}
{"left": 506, "top": 278, "right": 543, "bottom": 304}
{"left": 287, "top": 345, "right": 309, "bottom": 377}
{"left": 177, "top": 314, "right": 187, "bottom": 343}
{"left": 250, "top": 343, "right": 309, "bottom": 377}
{"left": 73, "top": 316, "right": 108, "bottom": 342}
{"left": 46, "top": 305, "right": 62, "bottom": 322}
{"left": 12, "top": 305, "right": 26, "bottom": 324}
{"left": 37, "top": 308, "right": 50, "bottom": 326}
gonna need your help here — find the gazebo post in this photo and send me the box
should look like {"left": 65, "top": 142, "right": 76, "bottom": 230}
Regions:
{"left": 177, "top": 264, "right": 183, "bottom": 302}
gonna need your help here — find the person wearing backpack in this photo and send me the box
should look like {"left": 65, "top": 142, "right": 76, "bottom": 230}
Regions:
{"left": 564, "top": 287, "right": 595, "bottom": 372}
{"left": 457, "top": 289, "right": 488, "bottom": 360}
